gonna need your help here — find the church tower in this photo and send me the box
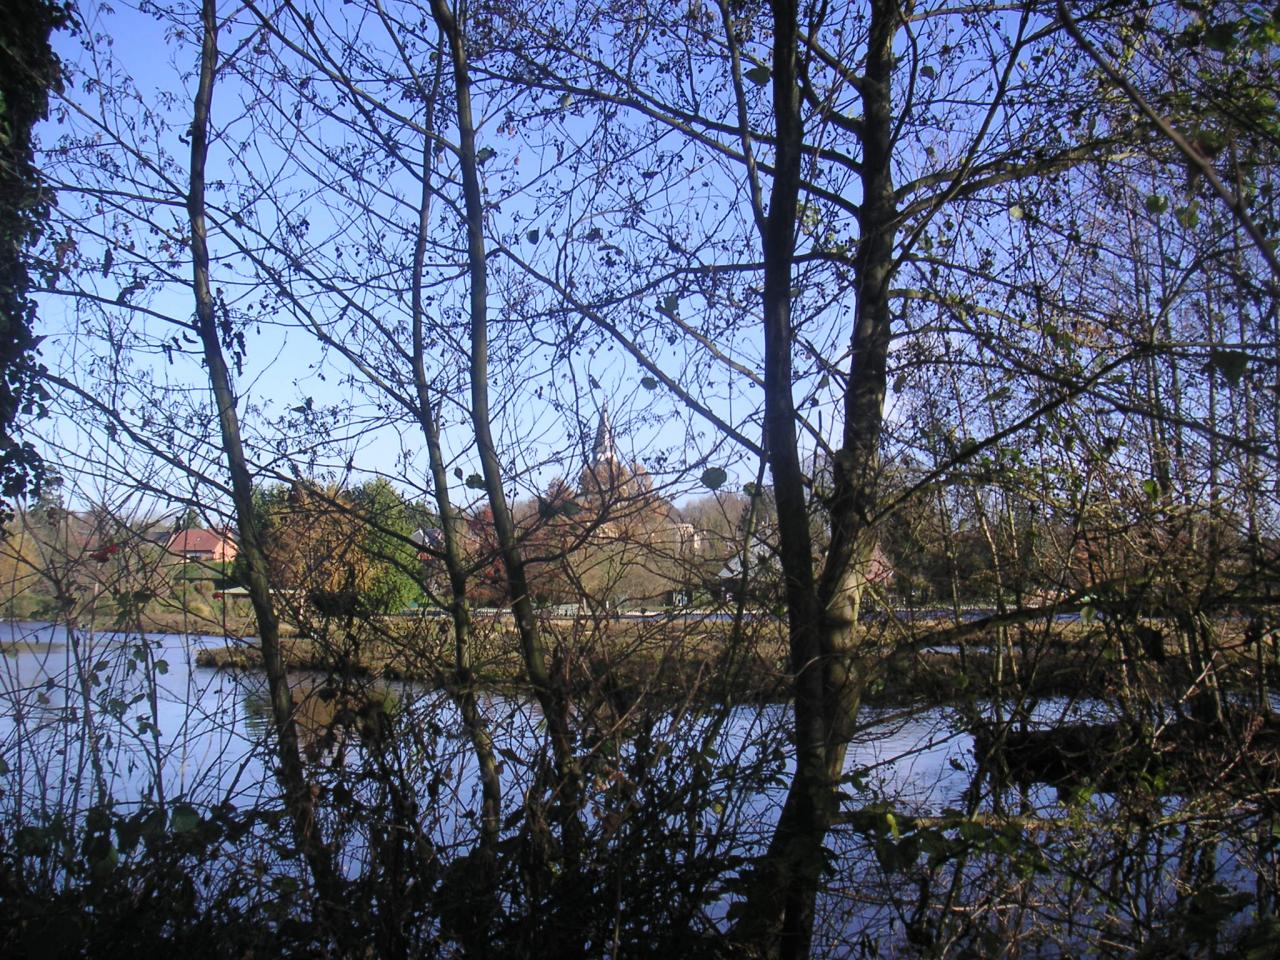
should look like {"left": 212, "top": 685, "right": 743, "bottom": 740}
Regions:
{"left": 580, "top": 401, "right": 652, "bottom": 507}
{"left": 590, "top": 401, "right": 619, "bottom": 468}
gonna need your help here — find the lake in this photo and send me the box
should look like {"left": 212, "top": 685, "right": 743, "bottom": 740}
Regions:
{"left": 0, "top": 619, "right": 1027, "bottom": 816}
{"left": 2, "top": 620, "right": 1273, "bottom": 954}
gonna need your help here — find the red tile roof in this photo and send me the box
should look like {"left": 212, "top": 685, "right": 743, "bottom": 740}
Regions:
{"left": 166, "top": 528, "right": 237, "bottom": 560}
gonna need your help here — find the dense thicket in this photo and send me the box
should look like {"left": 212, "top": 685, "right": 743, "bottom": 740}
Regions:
{"left": 1, "top": 0, "right": 1277, "bottom": 956}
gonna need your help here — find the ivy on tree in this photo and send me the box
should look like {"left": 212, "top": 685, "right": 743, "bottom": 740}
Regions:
{"left": 0, "top": 0, "right": 70, "bottom": 515}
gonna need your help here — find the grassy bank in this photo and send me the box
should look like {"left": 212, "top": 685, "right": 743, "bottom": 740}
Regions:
{"left": 191, "top": 613, "right": 1279, "bottom": 706}
{"left": 195, "top": 614, "right": 793, "bottom": 703}
{"left": 3, "top": 602, "right": 301, "bottom": 640}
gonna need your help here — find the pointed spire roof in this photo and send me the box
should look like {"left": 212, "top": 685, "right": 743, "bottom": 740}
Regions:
{"left": 591, "top": 402, "right": 619, "bottom": 467}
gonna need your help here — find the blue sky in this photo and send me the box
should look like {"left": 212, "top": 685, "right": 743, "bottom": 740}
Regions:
{"left": 33, "top": 0, "right": 788, "bottom": 520}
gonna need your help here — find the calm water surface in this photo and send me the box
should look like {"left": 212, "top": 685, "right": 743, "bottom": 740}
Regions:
{"left": 0, "top": 619, "right": 1104, "bottom": 819}
{"left": 4, "top": 620, "right": 1273, "bottom": 953}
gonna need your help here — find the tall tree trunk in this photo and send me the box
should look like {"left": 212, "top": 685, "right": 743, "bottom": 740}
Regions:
{"left": 409, "top": 41, "right": 502, "bottom": 854}
{"left": 817, "top": 0, "right": 898, "bottom": 759}
{"left": 428, "top": 0, "right": 583, "bottom": 880}
{"left": 185, "top": 0, "right": 343, "bottom": 937}
{"left": 759, "top": 0, "right": 830, "bottom": 951}
{"left": 734, "top": 0, "right": 899, "bottom": 954}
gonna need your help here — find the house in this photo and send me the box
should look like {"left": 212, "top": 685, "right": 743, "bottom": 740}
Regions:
{"left": 411, "top": 526, "right": 444, "bottom": 561}
{"left": 166, "top": 528, "right": 238, "bottom": 563}
{"left": 717, "top": 541, "right": 894, "bottom": 604}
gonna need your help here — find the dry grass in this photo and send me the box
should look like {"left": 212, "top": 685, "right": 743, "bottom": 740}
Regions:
{"left": 188, "top": 613, "right": 1280, "bottom": 705}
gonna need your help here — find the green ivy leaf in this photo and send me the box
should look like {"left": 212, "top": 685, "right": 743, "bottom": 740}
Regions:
{"left": 116, "top": 813, "right": 143, "bottom": 854}
{"left": 701, "top": 467, "right": 727, "bottom": 491}
{"left": 170, "top": 804, "right": 201, "bottom": 834}
{"left": 1204, "top": 21, "right": 1236, "bottom": 51}
{"left": 984, "top": 386, "right": 1011, "bottom": 404}
{"left": 86, "top": 834, "right": 118, "bottom": 878}
{"left": 1145, "top": 193, "right": 1169, "bottom": 215}
{"left": 141, "top": 807, "right": 167, "bottom": 841}
{"left": 1208, "top": 348, "right": 1248, "bottom": 387}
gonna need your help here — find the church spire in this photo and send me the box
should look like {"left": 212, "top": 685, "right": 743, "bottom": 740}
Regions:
{"left": 591, "top": 401, "right": 619, "bottom": 468}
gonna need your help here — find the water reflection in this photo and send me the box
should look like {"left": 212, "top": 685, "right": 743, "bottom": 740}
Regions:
{"left": 3, "top": 621, "right": 1277, "bottom": 954}
{"left": 1, "top": 621, "right": 274, "bottom": 811}
{"left": 0, "top": 621, "right": 1105, "bottom": 820}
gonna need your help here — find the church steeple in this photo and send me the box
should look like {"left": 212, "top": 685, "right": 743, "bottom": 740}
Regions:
{"left": 591, "top": 402, "right": 619, "bottom": 468}
{"left": 578, "top": 400, "right": 653, "bottom": 516}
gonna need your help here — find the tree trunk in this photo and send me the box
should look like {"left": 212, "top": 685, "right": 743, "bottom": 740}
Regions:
{"left": 186, "top": 0, "right": 344, "bottom": 938}
{"left": 429, "top": 0, "right": 584, "bottom": 901}
{"left": 733, "top": 0, "right": 899, "bottom": 955}
{"left": 409, "top": 44, "right": 502, "bottom": 853}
